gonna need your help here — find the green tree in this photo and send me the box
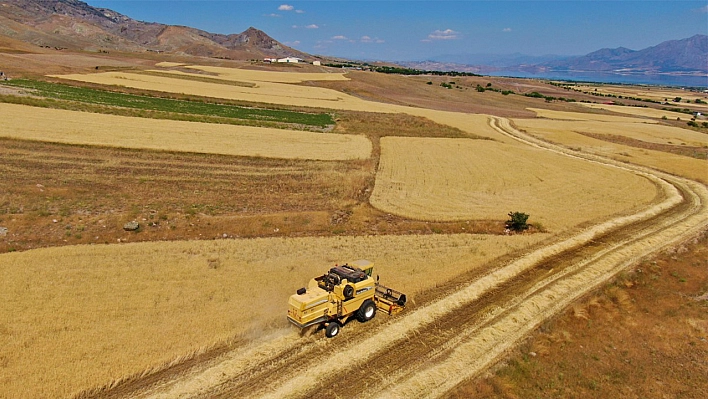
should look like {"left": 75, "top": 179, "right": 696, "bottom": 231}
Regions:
{"left": 506, "top": 212, "right": 530, "bottom": 231}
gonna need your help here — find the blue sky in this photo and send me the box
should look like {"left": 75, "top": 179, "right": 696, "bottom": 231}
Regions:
{"left": 87, "top": 1, "right": 708, "bottom": 61}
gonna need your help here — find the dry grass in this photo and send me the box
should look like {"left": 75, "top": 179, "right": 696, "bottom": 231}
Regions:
{"left": 0, "top": 233, "right": 544, "bottom": 398}
{"left": 513, "top": 117, "right": 708, "bottom": 183}
{"left": 0, "top": 103, "right": 371, "bottom": 160}
{"left": 370, "top": 136, "right": 657, "bottom": 231}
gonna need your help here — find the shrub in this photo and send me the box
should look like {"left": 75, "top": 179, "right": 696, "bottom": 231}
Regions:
{"left": 506, "top": 211, "right": 530, "bottom": 231}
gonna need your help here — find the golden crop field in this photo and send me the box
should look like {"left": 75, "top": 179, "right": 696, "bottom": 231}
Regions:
{"left": 154, "top": 61, "right": 186, "bottom": 67}
{"left": 164, "top": 64, "right": 351, "bottom": 83}
{"left": 514, "top": 117, "right": 708, "bottom": 183}
{"left": 0, "top": 233, "right": 544, "bottom": 398}
{"left": 0, "top": 103, "right": 371, "bottom": 160}
{"left": 528, "top": 107, "right": 659, "bottom": 123}
{"left": 11, "top": 64, "right": 703, "bottom": 398}
{"left": 578, "top": 103, "right": 692, "bottom": 120}
{"left": 574, "top": 84, "right": 708, "bottom": 105}
{"left": 369, "top": 137, "right": 657, "bottom": 231}
{"left": 528, "top": 108, "right": 708, "bottom": 147}
{"left": 51, "top": 71, "right": 379, "bottom": 111}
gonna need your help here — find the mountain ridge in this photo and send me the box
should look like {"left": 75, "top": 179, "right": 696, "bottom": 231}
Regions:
{"left": 0, "top": 0, "right": 309, "bottom": 60}
{"left": 414, "top": 35, "right": 707, "bottom": 76}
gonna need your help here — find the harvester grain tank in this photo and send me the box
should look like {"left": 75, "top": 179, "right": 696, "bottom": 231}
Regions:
{"left": 287, "top": 259, "right": 406, "bottom": 337}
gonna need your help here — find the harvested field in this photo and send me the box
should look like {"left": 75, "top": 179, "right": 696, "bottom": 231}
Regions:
{"left": 5, "top": 62, "right": 707, "bottom": 399}
{"left": 574, "top": 84, "right": 708, "bottom": 106}
{"left": 527, "top": 109, "right": 708, "bottom": 147}
{"left": 106, "top": 117, "right": 707, "bottom": 399}
{"left": 50, "top": 71, "right": 374, "bottom": 110}
{"left": 0, "top": 103, "right": 371, "bottom": 160}
{"left": 579, "top": 102, "right": 693, "bottom": 120}
{"left": 370, "top": 136, "right": 657, "bottom": 231}
{"left": 0, "top": 233, "right": 543, "bottom": 399}
{"left": 513, "top": 118, "right": 708, "bottom": 183}
{"left": 529, "top": 107, "right": 659, "bottom": 123}
{"left": 160, "top": 64, "right": 350, "bottom": 83}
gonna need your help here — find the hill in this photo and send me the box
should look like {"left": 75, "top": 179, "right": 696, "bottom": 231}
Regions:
{"left": 0, "top": 0, "right": 309, "bottom": 60}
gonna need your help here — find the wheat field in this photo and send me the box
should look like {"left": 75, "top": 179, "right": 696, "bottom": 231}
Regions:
{"left": 0, "top": 233, "right": 544, "bottom": 398}
{"left": 369, "top": 136, "right": 657, "bottom": 231}
{"left": 51, "top": 71, "right": 378, "bottom": 111}
{"left": 12, "top": 66, "right": 698, "bottom": 398}
{"left": 163, "top": 64, "right": 351, "bottom": 83}
{"left": 578, "top": 103, "right": 693, "bottom": 120}
{"left": 573, "top": 84, "right": 708, "bottom": 107}
{"left": 528, "top": 107, "right": 660, "bottom": 123}
{"left": 0, "top": 103, "right": 371, "bottom": 160}
{"left": 514, "top": 117, "right": 708, "bottom": 183}
{"left": 527, "top": 108, "right": 708, "bottom": 147}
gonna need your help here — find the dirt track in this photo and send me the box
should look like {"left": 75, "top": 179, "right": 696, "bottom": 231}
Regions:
{"left": 88, "top": 117, "right": 708, "bottom": 399}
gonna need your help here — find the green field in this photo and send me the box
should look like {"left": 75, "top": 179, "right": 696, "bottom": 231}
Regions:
{"left": 0, "top": 79, "right": 335, "bottom": 128}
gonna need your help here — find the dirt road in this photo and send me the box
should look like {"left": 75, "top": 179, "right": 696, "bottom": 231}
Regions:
{"left": 87, "top": 117, "right": 708, "bottom": 399}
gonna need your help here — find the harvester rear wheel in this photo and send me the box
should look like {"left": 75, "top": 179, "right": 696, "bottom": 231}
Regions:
{"left": 325, "top": 322, "right": 340, "bottom": 338}
{"left": 357, "top": 299, "right": 376, "bottom": 322}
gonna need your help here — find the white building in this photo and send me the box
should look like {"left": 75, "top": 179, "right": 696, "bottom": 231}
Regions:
{"left": 277, "top": 57, "right": 303, "bottom": 63}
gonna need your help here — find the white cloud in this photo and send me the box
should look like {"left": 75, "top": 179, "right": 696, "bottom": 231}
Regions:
{"left": 278, "top": 4, "right": 294, "bottom": 11}
{"left": 265, "top": 13, "right": 281, "bottom": 18}
{"left": 428, "top": 29, "right": 460, "bottom": 40}
{"left": 296, "top": 9, "right": 305, "bottom": 14}
{"left": 285, "top": 40, "right": 301, "bottom": 47}
{"left": 361, "top": 36, "right": 384, "bottom": 44}
{"left": 503, "top": 27, "right": 512, "bottom": 32}
{"left": 305, "top": 24, "right": 319, "bottom": 29}
{"left": 332, "top": 35, "right": 348, "bottom": 40}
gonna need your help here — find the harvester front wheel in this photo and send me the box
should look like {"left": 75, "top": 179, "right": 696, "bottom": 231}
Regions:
{"left": 357, "top": 299, "right": 376, "bottom": 322}
{"left": 325, "top": 322, "right": 340, "bottom": 338}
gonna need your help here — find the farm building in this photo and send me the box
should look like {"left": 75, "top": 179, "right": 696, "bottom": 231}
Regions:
{"left": 277, "top": 57, "right": 303, "bottom": 63}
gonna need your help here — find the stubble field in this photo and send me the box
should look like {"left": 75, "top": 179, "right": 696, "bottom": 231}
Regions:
{"left": 1, "top": 60, "right": 706, "bottom": 399}
{"left": 370, "top": 136, "right": 656, "bottom": 230}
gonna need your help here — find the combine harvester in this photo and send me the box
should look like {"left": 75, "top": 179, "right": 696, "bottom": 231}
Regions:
{"left": 287, "top": 260, "right": 406, "bottom": 338}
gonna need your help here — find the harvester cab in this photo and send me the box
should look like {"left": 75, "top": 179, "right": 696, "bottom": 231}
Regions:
{"left": 287, "top": 260, "right": 406, "bottom": 338}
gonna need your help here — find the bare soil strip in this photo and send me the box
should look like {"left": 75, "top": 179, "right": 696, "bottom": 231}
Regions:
{"left": 108, "top": 117, "right": 708, "bottom": 399}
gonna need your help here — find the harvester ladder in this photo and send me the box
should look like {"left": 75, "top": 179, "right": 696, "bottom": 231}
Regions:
{"left": 337, "top": 299, "right": 343, "bottom": 317}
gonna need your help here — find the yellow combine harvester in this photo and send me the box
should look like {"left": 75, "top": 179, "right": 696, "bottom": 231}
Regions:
{"left": 287, "top": 260, "right": 406, "bottom": 338}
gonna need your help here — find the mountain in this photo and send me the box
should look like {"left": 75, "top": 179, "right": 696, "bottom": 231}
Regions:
{"left": 429, "top": 53, "right": 568, "bottom": 68}
{"left": 404, "top": 36, "right": 707, "bottom": 76}
{"left": 0, "top": 0, "right": 309, "bottom": 60}
{"left": 530, "top": 35, "right": 708, "bottom": 74}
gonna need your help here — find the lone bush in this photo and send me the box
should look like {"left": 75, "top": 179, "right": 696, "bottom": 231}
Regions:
{"left": 506, "top": 211, "right": 530, "bottom": 231}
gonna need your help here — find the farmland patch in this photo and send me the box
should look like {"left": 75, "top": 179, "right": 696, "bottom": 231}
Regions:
{"left": 514, "top": 118, "right": 708, "bottom": 183}
{"left": 0, "top": 233, "right": 544, "bottom": 399}
{"left": 0, "top": 103, "right": 370, "bottom": 160}
{"left": 370, "top": 137, "right": 657, "bottom": 231}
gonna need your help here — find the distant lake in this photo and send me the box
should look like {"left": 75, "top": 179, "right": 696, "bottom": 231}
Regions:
{"left": 485, "top": 70, "right": 708, "bottom": 88}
